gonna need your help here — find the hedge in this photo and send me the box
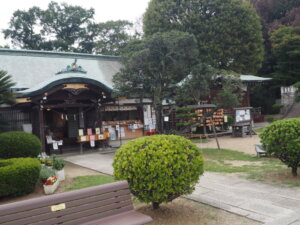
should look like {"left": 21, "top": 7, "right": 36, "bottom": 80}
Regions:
{"left": 0, "top": 131, "right": 41, "bottom": 159}
{"left": 113, "top": 135, "right": 204, "bottom": 209}
{"left": 0, "top": 158, "right": 41, "bottom": 197}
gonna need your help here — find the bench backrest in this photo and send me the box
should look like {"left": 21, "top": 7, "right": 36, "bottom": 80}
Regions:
{"left": 0, "top": 181, "right": 133, "bottom": 225}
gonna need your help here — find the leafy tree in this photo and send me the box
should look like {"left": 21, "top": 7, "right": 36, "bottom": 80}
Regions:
{"left": 143, "top": 0, "right": 264, "bottom": 73}
{"left": 212, "top": 74, "right": 244, "bottom": 109}
{"left": 3, "top": 7, "right": 42, "bottom": 50}
{"left": 79, "top": 20, "right": 134, "bottom": 55}
{"left": 248, "top": 0, "right": 300, "bottom": 31}
{"left": 0, "top": 70, "right": 15, "bottom": 105}
{"left": 3, "top": 1, "right": 135, "bottom": 55}
{"left": 270, "top": 26, "right": 300, "bottom": 85}
{"left": 39, "top": 1, "right": 94, "bottom": 51}
{"left": 113, "top": 31, "right": 199, "bottom": 133}
{"left": 175, "top": 64, "right": 214, "bottom": 106}
{"left": 176, "top": 66, "right": 243, "bottom": 109}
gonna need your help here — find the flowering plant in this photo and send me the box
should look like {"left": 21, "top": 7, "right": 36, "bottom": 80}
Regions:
{"left": 44, "top": 176, "right": 58, "bottom": 185}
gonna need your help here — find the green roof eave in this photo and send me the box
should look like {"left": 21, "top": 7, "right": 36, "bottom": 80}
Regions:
{"left": 17, "top": 75, "right": 112, "bottom": 98}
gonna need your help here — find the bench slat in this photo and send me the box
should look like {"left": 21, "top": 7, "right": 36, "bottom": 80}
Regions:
{"left": 34, "top": 202, "right": 133, "bottom": 225}
{"left": 63, "top": 205, "right": 133, "bottom": 225}
{"left": 0, "top": 181, "right": 152, "bottom": 225}
{"left": 1, "top": 194, "right": 131, "bottom": 224}
{"left": 0, "top": 181, "right": 128, "bottom": 216}
{"left": 0, "top": 189, "right": 131, "bottom": 223}
{"left": 83, "top": 210, "right": 153, "bottom": 225}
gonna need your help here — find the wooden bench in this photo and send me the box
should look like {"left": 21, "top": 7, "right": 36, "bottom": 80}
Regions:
{"left": 0, "top": 181, "right": 152, "bottom": 225}
{"left": 255, "top": 144, "right": 267, "bottom": 157}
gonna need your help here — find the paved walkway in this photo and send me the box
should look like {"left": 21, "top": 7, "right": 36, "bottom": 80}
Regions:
{"left": 64, "top": 152, "right": 300, "bottom": 225}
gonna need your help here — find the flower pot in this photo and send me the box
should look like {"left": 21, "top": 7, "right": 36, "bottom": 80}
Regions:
{"left": 55, "top": 169, "right": 65, "bottom": 181}
{"left": 43, "top": 180, "right": 59, "bottom": 195}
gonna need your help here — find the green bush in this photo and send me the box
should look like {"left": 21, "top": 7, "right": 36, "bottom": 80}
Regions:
{"left": 113, "top": 135, "right": 204, "bottom": 209}
{"left": 0, "top": 158, "right": 41, "bottom": 197}
{"left": 52, "top": 156, "right": 65, "bottom": 171}
{"left": 272, "top": 104, "right": 283, "bottom": 114}
{"left": 295, "top": 96, "right": 300, "bottom": 103}
{"left": 0, "top": 131, "right": 41, "bottom": 159}
{"left": 176, "top": 113, "right": 198, "bottom": 119}
{"left": 260, "top": 118, "right": 300, "bottom": 176}
{"left": 176, "top": 107, "right": 195, "bottom": 113}
{"left": 39, "top": 166, "right": 56, "bottom": 182}
{"left": 266, "top": 116, "right": 275, "bottom": 123}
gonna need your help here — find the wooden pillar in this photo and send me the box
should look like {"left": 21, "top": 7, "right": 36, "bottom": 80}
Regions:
{"left": 246, "top": 86, "right": 251, "bottom": 107}
{"left": 39, "top": 108, "right": 46, "bottom": 153}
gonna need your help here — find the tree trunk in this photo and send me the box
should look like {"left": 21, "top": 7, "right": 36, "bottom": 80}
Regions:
{"left": 152, "top": 202, "right": 160, "bottom": 210}
{"left": 292, "top": 167, "right": 298, "bottom": 177}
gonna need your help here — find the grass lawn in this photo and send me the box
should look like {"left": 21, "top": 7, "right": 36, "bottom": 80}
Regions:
{"left": 191, "top": 138, "right": 210, "bottom": 144}
{"left": 66, "top": 175, "right": 115, "bottom": 191}
{"left": 253, "top": 127, "right": 265, "bottom": 134}
{"left": 202, "top": 148, "right": 300, "bottom": 187}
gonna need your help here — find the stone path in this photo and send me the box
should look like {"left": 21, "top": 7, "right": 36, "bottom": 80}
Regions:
{"left": 189, "top": 173, "right": 300, "bottom": 225}
{"left": 64, "top": 152, "right": 300, "bottom": 225}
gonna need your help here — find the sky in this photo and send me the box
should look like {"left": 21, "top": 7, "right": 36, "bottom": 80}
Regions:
{"left": 0, "top": 0, "right": 151, "bottom": 46}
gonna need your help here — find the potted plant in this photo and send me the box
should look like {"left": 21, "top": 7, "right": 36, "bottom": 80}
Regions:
{"left": 45, "top": 159, "right": 53, "bottom": 168}
{"left": 53, "top": 158, "right": 65, "bottom": 181}
{"left": 43, "top": 176, "right": 59, "bottom": 195}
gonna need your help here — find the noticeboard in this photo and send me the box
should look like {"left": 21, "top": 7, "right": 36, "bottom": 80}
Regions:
{"left": 235, "top": 108, "right": 252, "bottom": 124}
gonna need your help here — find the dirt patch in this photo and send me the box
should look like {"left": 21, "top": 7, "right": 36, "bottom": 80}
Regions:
{"left": 197, "top": 135, "right": 261, "bottom": 155}
{"left": 136, "top": 198, "right": 261, "bottom": 225}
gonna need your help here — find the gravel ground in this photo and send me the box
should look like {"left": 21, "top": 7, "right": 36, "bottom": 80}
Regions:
{"left": 197, "top": 135, "right": 261, "bottom": 155}
{"left": 0, "top": 162, "right": 261, "bottom": 225}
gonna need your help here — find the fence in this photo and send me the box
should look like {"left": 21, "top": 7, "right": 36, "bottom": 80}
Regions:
{"left": 0, "top": 108, "right": 31, "bottom": 132}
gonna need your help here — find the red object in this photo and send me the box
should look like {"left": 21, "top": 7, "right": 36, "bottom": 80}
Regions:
{"left": 44, "top": 176, "right": 58, "bottom": 185}
{"left": 253, "top": 115, "right": 264, "bottom": 122}
{"left": 146, "top": 131, "right": 157, "bottom": 136}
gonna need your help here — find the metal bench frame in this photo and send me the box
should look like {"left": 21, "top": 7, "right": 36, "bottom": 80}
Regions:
{"left": 255, "top": 144, "right": 267, "bottom": 157}
{"left": 0, "top": 181, "right": 152, "bottom": 225}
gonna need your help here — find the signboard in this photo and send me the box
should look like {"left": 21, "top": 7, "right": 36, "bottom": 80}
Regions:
{"left": 235, "top": 108, "right": 252, "bottom": 124}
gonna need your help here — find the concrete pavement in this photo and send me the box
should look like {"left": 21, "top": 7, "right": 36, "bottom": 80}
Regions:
{"left": 64, "top": 152, "right": 300, "bottom": 225}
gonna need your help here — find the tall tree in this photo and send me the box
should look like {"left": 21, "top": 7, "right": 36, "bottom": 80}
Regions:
{"left": 143, "top": 0, "right": 264, "bottom": 73}
{"left": 3, "top": 7, "right": 42, "bottom": 50}
{"left": 270, "top": 26, "right": 300, "bottom": 85}
{"left": 3, "top": 1, "right": 135, "bottom": 55}
{"left": 113, "top": 31, "right": 199, "bottom": 133}
{"left": 248, "top": 0, "right": 300, "bottom": 32}
{"left": 175, "top": 64, "right": 214, "bottom": 106}
{"left": 247, "top": 0, "right": 300, "bottom": 76}
{"left": 39, "top": 1, "right": 94, "bottom": 51}
{"left": 79, "top": 20, "right": 134, "bottom": 55}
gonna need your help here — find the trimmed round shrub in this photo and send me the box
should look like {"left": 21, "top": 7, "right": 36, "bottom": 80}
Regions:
{"left": 260, "top": 118, "right": 300, "bottom": 176}
{"left": 272, "top": 104, "right": 283, "bottom": 114}
{"left": 0, "top": 158, "right": 41, "bottom": 197}
{"left": 113, "top": 135, "right": 204, "bottom": 209}
{"left": 0, "top": 131, "right": 41, "bottom": 159}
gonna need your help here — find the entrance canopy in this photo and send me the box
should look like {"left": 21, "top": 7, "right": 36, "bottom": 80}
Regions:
{"left": 15, "top": 59, "right": 114, "bottom": 107}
